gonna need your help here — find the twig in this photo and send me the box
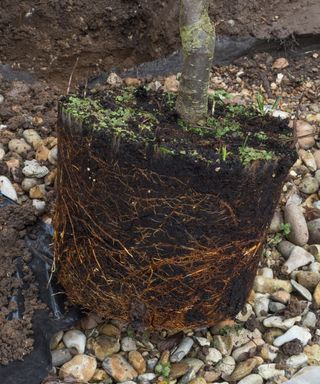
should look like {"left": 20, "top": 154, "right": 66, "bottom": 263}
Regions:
{"left": 67, "top": 57, "right": 79, "bottom": 95}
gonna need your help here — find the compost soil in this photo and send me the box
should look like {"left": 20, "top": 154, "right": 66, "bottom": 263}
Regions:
{"left": 1, "top": 0, "right": 319, "bottom": 87}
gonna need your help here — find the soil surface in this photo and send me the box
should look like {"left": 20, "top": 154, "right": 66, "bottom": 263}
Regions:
{"left": 0, "top": 0, "right": 319, "bottom": 87}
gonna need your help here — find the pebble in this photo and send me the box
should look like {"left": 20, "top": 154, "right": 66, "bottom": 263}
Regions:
{"left": 269, "top": 301, "right": 286, "bottom": 313}
{"left": 170, "top": 337, "right": 194, "bottom": 362}
{"left": 286, "top": 353, "right": 308, "bottom": 368}
{"left": 146, "top": 358, "right": 158, "bottom": 371}
{"left": 308, "top": 219, "right": 320, "bottom": 243}
{"left": 50, "top": 331, "right": 64, "bottom": 350}
{"left": 314, "top": 150, "right": 320, "bottom": 169}
{"left": 212, "top": 335, "right": 233, "bottom": 356}
{"left": 22, "top": 129, "right": 43, "bottom": 149}
{"left": 60, "top": 354, "right": 97, "bottom": 382}
{"left": 216, "top": 356, "right": 236, "bottom": 376}
{"left": 273, "top": 326, "right": 311, "bottom": 347}
{"left": 0, "top": 94, "right": 4, "bottom": 104}
{"left": 236, "top": 303, "right": 254, "bottom": 322}
{"left": 35, "top": 145, "right": 49, "bottom": 162}
{"left": 296, "top": 120, "right": 316, "bottom": 149}
{"left": 92, "top": 369, "right": 108, "bottom": 381}
{"left": 302, "top": 311, "right": 317, "bottom": 328}
{"left": 254, "top": 294, "right": 270, "bottom": 316}
{"left": 299, "top": 150, "right": 317, "bottom": 172}
{"left": 32, "top": 199, "right": 46, "bottom": 213}
{"left": 102, "top": 354, "right": 138, "bottom": 382}
{"left": 259, "top": 344, "right": 278, "bottom": 362}
{"left": 124, "top": 77, "right": 141, "bottom": 87}
{"left": 227, "top": 357, "right": 262, "bottom": 381}
{"left": 263, "top": 315, "right": 301, "bottom": 330}
{"left": 257, "top": 364, "right": 285, "bottom": 380}
{"left": 22, "top": 159, "right": 49, "bottom": 178}
{"left": 277, "top": 240, "right": 295, "bottom": 258}
{"left": 291, "top": 280, "right": 313, "bottom": 301}
{"left": 121, "top": 337, "right": 137, "bottom": 352}
{"left": 169, "top": 362, "right": 189, "bottom": 379}
{"left": 282, "top": 246, "right": 314, "bottom": 274}
{"left": 299, "top": 176, "right": 319, "bottom": 194}
{"left": 0, "top": 176, "right": 18, "bottom": 201}
{"left": 63, "top": 329, "right": 86, "bottom": 354}
{"left": 164, "top": 75, "right": 179, "bottom": 92}
{"left": 238, "top": 374, "right": 263, "bottom": 384}
{"left": 128, "top": 351, "right": 146, "bottom": 374}
{"left": 183, "top": 358, "right": 204, "bottom": 373}
{"left": 51, "top": 348, "right": 72, "bottom": 366}
{"left": 271, "top": 290, "right": 291, "bottom": 304}
{"left": 99, "top": 323, "right": 121, "bottom": 338}
{"left": 29, "top": 184, "right": 46, "bottom": 199}
{"left": 177, "top": 368, "right": 196, "bottom": 384}
{"left": 107, "top": 72, "right": 123, "bottom": 87}
{"left": 296, "top": 271, "right": 320, "bottom": 291}
{"left": 304, "top": 344, "right": 320, "bottom": 364}
{"left": 137, "top": 373, "right": 156, "bottom": 382}
{"left": 48, "top": 146, "right": 58, "bottom": 165}
{"left": 195, "top": 336, "right": 210, "bottom": 347}
{"left": 0, "top": 147, "right": 5, "bottom": 161}
{"left": 87, "top": 335, "right": 120, "bottom": 361}
{"left": 254, "top": 276, "right": 292, "bottom": 293}
{"left": 264, "top": 329, "right": 284, "bottom": 345}
{"left": 313, "top": 282, "right": 320, "bottom": 308}
{"left": 284, "top": 204, "right": 309, "bottom": 246}
{"left": 232, "top": 341, "right": 258, "bottom": 362}
{"left": 205, "top": 348, "right": 222, "bottom": 364}
{"left": 8, "top": 138, "right": 31, "bottom": 155}
{"left": 21, "top": 177, "right": 40, "bottom": 192}
{"left": 269, "top": 209, "right": 283, "bottom": 233}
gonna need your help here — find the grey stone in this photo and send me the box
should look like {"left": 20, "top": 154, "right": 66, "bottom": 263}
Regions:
{"left": 284, "top": 205, "right": 309, "bottom": 246}
{"left": 51, "top": 348, "right": 72, "bottom": 367}
{"left": 63, "top": 330, "right": 86, "bottom": 354}
{"left": 291, "top": 280, "right": 313, "bottom": 301}
{"left": 308, "top": 219, "right": 320, "bottom": 243}
{"left": 22, "top": 159, "right": 49, "bottom": 178}
{"left": 170, "top": 337, "right": 194, "bottom": 362}
{"left": 299, "top": 176, "right": 319, "bottom": 194}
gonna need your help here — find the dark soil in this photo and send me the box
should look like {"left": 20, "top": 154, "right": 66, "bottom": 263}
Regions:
{"left": 56, "top": 87, "right": 296, "bottom": 328}
{"left": 0, "top": 198, "right": 45, "bottom": 365}
{"left": 0, "top": 0, "right": 319, "bottom": 87}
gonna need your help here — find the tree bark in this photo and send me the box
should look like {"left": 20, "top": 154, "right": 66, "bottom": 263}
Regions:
{"left": 176, "top": 0, "right": 215, "bottom": 125}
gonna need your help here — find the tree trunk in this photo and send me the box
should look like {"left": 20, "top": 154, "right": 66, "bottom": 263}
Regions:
{"left": 176, "top": 0, "right": 215, "bottom": 125}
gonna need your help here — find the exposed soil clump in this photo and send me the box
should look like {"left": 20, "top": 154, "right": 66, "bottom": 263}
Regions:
{"left": 55, "top": 86, "right": 296, "bottom": 329}
{"left": 0, "top": 198, "right": 45, "bottom": 365}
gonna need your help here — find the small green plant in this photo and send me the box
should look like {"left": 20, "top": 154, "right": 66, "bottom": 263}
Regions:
{"left": 220, "top": 145, "right": 231, "bottom": 161}
{"left": 155, "top": 362, "right": 171, "bottom": 379}
{"left": 209, "top": 89, "right": 233, "bottom": 102}
{"left": 239, "top": 146, "right": 275, "bottom": 166}
{"left": 126, "top": 327, "right": 135, "bottom": 338}
{"left": 254, "top": 131, "right": 268, "bottom": 141}
{"left": 269, "top": 222, "right": 292, "bottom": 245}
{"left": 280, "top": 223, "right": 291, "bottom": 236}
{"left": 256, "top": 92, "right": 266, "bottom": 116}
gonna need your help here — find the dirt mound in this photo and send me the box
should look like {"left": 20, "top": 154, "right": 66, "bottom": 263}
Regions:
{"left": 0, "top": 0, "right": 319, "bottom": 86}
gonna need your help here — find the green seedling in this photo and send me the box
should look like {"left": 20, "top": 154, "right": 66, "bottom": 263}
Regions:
{"left": 239, "top": 146, "right": 274, "bottom": 166}
{"left": 155, "top": 362, "right": 171, "bottom": 379}
{"left": 220, "top": 145, "right": 231, "bottom": 161}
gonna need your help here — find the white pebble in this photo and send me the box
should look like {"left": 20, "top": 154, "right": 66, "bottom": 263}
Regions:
{"left": 273, "top": 326, "right": 311, "bottom": 347}
{"left": 302, "top": 311, "right": 317, "bottom": 328}
{"left": 0, "top": 176, "right": 18, "bottom": 201}
{"left": 263, "top": 316, "right": 301, "bottom": 330}
{"left": 206, "top": 348, "right": 222, "bottom": 363}
{"left": 170, "top": 337, "right": 194, "bottom": 362}
{"left": 238, "top": 374, "right": 263, "bottom": 384}
{"left": 291, "top": 280, "right": 312, "bottom": 301}
{"left": 282, "top": 246, "right": 314, "bottom": 274}
{"left": 63, "top": 330, "right": 86, "bottom": 354}
{"left": 257, "top": 364, "right": 285, "bottom": 380}
{"left": 286, "top": 353, "right": 308, "bottom": 368}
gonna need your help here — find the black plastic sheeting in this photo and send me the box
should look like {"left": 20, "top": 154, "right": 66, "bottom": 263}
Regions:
{"left": 0, "top": 194, "right": 81, "bottom": 384}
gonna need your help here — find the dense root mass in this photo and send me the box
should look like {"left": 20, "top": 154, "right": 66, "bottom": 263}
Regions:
{"left": 55, "top": 87, "right": 296, "bottom": 329}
